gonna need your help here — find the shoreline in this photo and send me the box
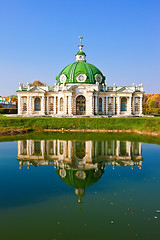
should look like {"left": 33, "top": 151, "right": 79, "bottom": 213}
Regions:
{"left": 0, "top": 116, "right": 160, "bottom": 137}
{"left": 0, "top": 128, "right": 159, "bottom": 137}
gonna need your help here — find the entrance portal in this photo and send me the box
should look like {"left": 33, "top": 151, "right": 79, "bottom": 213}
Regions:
{"left": 76, "top": 95, "right": 86, "bottom": 115}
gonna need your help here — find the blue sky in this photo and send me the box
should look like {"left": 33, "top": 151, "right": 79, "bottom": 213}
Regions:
{"left": 0, "top": 0, "right": 159, "bottom": 95}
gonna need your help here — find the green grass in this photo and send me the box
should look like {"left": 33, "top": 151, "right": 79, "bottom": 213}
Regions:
{"left": 0, "top": 115, "right": 160, "bottom": 134}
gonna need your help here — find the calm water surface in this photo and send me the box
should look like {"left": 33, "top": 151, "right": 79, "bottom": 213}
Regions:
{"left": 0, "top": 134, "right": 160, "bottom": 240}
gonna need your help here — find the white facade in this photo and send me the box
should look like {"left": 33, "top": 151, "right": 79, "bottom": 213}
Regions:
{"left": 17, "top": 82, "right": 144, "bottom": 116}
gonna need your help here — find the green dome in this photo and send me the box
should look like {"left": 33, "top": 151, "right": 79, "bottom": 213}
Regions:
{"left": 76, "top": 51, "right": 86, "bottom": 56}
{"left": 57, "top": 168, "right": 104, "bottom": 189}
{"left": 56, "top": 62, "right": 105, "bottom": 84}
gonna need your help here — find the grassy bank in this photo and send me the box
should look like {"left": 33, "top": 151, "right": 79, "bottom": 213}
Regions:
{"left": 0, "top": 115, "right": 160, "bottom": 136}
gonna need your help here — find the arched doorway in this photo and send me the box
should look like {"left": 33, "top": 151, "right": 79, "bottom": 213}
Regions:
{"left": 121, "top": 97, "right": 127, "bottom": 112}
{"left": 76, "top": 95, "right": 86, "bottom": 115}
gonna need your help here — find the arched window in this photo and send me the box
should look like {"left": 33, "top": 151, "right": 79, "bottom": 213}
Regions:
{"left": 99, "top": 97, "right": 102, "bottom": 112}
{"left": 34, "top": 97, "right": 41, "bottom": 111}
{"left": 60, "top": 98, "right": 64, "bottom": 111}
{"left": 121, "top": 97, "right": 127, "bottom": 111}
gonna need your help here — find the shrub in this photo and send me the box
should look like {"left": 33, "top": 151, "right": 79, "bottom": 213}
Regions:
{"left": 143, "top": 108, "right": 160, "bottom": 115}
{"left": 0, "top": 108, "right": 18, "bottom": 114}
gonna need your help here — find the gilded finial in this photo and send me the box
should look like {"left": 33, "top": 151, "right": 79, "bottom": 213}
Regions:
{"left": 79, "top": 36, "right": 83, "bottom": 45}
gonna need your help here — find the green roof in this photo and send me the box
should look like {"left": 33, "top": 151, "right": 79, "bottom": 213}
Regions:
{"left": 76, "top": 51, "right": 86, "bottom": 56}
{"left": 57, "top": 62, "right": 105, "bottom": 84}
{"left": 57, "top": 168, "right": 104, "bottom": 189}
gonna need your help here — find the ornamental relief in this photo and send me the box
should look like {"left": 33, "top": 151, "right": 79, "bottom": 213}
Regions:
{"left": 95, "top": 74, "right": 102, "bottom": 83}
{"left": 60, "top": 74, "right": 67, "bottom": 84}
{"left": 76, "top": 73, "right": 87, "bottom": 83}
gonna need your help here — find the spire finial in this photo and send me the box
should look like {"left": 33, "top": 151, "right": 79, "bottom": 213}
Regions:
{"left": 79, "top": 36, "right": 83, "bottom": 45}
{"left": 78, "top": 36, "right": 84, "bottom": 51}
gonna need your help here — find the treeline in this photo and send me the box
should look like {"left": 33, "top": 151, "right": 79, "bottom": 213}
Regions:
{"left": 143, "top": 93, "right": 160, "bottom": 115}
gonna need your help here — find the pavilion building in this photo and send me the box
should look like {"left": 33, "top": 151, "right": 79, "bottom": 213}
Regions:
{"left": 17, "top": 37, "right": 144, "bottom": 116}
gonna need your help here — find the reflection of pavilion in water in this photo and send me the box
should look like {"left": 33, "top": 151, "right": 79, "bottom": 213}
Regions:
{"left": 17, "top": 139, "right": 143, "bottom": 203}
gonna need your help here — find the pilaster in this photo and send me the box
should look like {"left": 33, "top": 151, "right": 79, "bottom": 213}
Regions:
{"left": 113, "top": 96, "right": 115, "bottom": 115}
{"left": 139, "top": 97, "right": 143, "bottom": 115}
{"left": 95, "top": 95, "right": 98, "bottom": 114}
{"left": 128, "top": 96, "right": 132, "bottom": 115}
{"left": 106, "top": 96, "right": 108, "bottom": 115}
{"left": 41, "top": 96, "right": 45, "bottom": 115}
{"left": 47, "top": 96, "right": 49, "bottom": 115}
{"left": 132, "top": 96, "right": 135, "bottom": 115}
{"left": 54, "top": 96, "right": 56, "bottom": 114}
{"left": 117, "top": 97, "right": 120, "bottom": 115}
{"left": 68, "top": 95, "right": 72, "bottom": 115}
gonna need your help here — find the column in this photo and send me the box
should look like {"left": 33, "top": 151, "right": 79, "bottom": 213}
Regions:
{"left": 47, "top": 96, "right": 49, "bottom": 115}
{"left": 27, "top": 96, "right": 29, "bottom": 115}
{"left": 27, "top": 140, "right": 30, "bottom": 156}
{"left": 41, "top": 140, "right": 45, "bottom": 157}
{"left": 106, "top": 96, "right": 108, "bottom": 115}
{"left": 29, "top": 97, "right": 32, "bottom": 114}
{"left": 139, "top": 97, "right": 143, "bottom": 115}
{"left": 64, "top": 95, "right": 67, "bottom": 115}
{"left": 112, "top": 96, "right": 115, "bottom": 115}
{"left": 18, "top": 95, "right": 22, "bottom": 115}
{"left": 57, "top": 140, "right": 60, "bottom": 155}
{"left": 128, "top": 96, "right": 132, "bottom": 115}
{"left": 68, "top": 95, "right": 72, "bottom": 115}
{"left": 95, "top": 141, "right": 98, "bottom": 158}
{"left": 29, "top": 140, "right": 32, "bottom": 157}
{"left": 139, "top": 142, "right": 142, "bottom": 156}
{"left": 126, "top": 141, "right": 131, "bottom": 156}
{"left": 102, "top": 96, "right": 104, "bottom": 113}
{"left": 18, "top": 141, "right": 21, "bottom": 155}
{"left": 58, "top": 96, "right": 60, "bottom": 114}
{"left": 105, "top": 141, "right": 107, "bottom": 156}
{"left": 101, "top": 141, "right": 104, "bottom": 156}
{"left": 132, "top": 96, "right": 135, "bottom": 115}
{"left": 112, "top": 140, "right": 115, "bottom": 156}
{"left": 95, "top": 95, "right": 98, "bottom": 114}
{"left": 89, "top": 94, "right": 93, "bottom": 115}
{"left": 41, "top": 96, "right": 45, "bottom": 115}
{"left": 88, "top": 141, "right": 92, "bottom": 161}
{"left": 53, "top": 140, "right": 56, "bottom": 155}
{"left": 116, "top": 140, "right": 120, "bottom": 157}
{"left": 117, "top": 97, "right": 120, "bottom": 115}
{"left": 54, "top": 96, "right": 56, "bottom": 114}
{"left": 68, "top": 140, "right": 72, "bottom": 160}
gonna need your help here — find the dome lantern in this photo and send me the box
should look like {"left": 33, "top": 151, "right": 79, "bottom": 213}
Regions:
{"left": 76, "top": 36, "right": 86, "bottom": 62}
{"left": 56, "top": 37, "right": 105, "bottom": 85}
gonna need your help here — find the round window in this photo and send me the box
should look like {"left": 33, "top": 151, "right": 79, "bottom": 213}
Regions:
{"left": 76, "top": 73, "right": 87, "bottom": 82}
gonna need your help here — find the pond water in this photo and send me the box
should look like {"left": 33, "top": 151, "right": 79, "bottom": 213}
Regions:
{"left": 0, "top": 133, "right": 160, "bottom": 240}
